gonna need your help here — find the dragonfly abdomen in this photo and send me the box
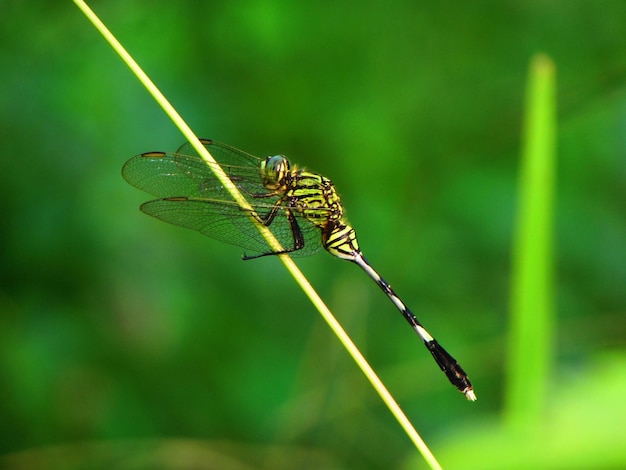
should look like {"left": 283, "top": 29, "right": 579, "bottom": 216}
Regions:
{"left": 322, "top": 222, "right": 360, "bottom": 260}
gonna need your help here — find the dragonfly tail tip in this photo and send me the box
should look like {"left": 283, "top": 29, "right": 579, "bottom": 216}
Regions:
{"left": 464, "top": 388, "right": 477, "bottom": 401}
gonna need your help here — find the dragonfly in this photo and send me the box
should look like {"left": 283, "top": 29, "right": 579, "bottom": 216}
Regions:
{"left": 122, "top": 139, "right": 476, "bottom": 400}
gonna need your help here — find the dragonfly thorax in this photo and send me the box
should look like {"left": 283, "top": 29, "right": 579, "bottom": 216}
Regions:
{"left": 260, "top": 155, "right": 290, "bottom": 190}
{"left": 290, "top": 171, "right": 345, "bottom": 224}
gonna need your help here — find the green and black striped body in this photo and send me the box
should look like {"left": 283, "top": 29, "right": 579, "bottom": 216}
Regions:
{"left": 261, "top": 158, "right": 475, "bottom": 400}
{"left": 270, "top": 164, "right": 360, "bottom": 260}
{"left": 122, "top": 139, "right": 475, "bottom": 400}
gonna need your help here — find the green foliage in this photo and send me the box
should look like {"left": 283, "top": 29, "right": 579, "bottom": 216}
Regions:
{"left": 1, "top": 1, "right": 625, "bottom": 468}
{"left": 506, "top": 54, "right": 556, "bottom": 428}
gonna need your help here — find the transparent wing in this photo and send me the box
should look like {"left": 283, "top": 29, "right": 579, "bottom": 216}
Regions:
{"left": 140, "top": 197, "right": 326, "bottom": 257}
{"left": 124, "top": 139, "right": 330, "bottom": 257}
{"left": 175, "top": 139, "right": 262, "bottom": 167}
{"left": 122, "top": 139, "right": 269, "bottom": 202}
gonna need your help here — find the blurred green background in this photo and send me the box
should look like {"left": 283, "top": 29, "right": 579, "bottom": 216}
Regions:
{"left": 1, "top": 1, "right": 625, "bottom": 469}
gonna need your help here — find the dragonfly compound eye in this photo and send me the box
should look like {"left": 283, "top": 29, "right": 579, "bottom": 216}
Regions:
{"left": 261, "top": 155, "right": 290, "bottom": 189}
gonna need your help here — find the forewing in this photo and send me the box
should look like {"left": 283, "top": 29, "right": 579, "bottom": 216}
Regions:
{"left": 122, "top": 139, "right": 269, "bottom": 200}
{"left": 125, "top": 139, "right": 326, "bottom": 257}
{"left": 175, "top": 139, "right": 263, "bottom": 168}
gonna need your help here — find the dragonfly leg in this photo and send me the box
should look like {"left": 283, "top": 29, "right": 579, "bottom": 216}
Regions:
{"left": 255, "top": 198, "right": 283, "bottom": 226}
{"left": 242, "top": 207, "right": 306, "bottom": 260}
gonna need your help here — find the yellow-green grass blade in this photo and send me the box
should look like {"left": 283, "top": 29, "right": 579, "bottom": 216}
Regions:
{"left": 506, "top": 54, "right": 556, "bottom": 429}
{"left": 72, "top": 1, "right": 443, "bottom": 468}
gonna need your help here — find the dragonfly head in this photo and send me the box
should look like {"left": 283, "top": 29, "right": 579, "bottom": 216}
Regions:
{"left": 261, "top": 155, "right": 290, "bottom": 190}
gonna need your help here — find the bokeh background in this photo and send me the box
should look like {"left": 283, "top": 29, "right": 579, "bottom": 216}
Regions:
{"left": 1, "top": 1, "right": 625, "bottom": 469}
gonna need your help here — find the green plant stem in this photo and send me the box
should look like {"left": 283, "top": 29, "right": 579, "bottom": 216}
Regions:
{"left": 506, "top": 54, "right": 556, "bottom": 429}
{"left": 72, "top": 1, "right": 443, "bottom": 468}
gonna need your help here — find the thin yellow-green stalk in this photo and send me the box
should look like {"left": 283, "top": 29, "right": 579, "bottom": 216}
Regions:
{"left": 506, "top": 54, "right": 556, "bottom": 429}
{"left": 72, "top": 1, "right": 442, "bottom": 467}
